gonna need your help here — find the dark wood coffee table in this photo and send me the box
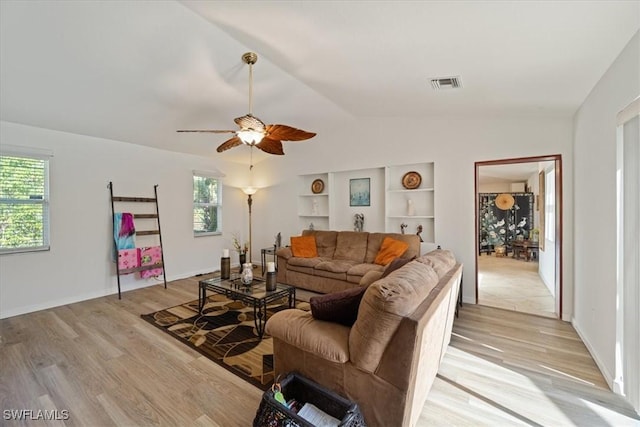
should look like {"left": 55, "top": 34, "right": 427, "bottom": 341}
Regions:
{"left": 198, "top": 277, "right": 295, "bottom": 339}
{"left": 512, "top": 240, "right": 539, "bottom": 261}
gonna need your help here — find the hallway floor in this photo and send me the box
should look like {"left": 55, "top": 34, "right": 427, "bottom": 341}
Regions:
{"left": 477, "top": 253, "right": 556, "bottom": 318}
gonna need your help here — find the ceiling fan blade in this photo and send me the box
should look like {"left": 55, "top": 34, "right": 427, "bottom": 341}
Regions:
{"left": 216, "top": 136, "right": 243, "bottom": 153}
{"left": 256, "top": 137, "right": 285, "bottom": 155}
{"left": 177, "top": 129, "right": 236, "bottom": 133}
{"left": 234, "top": 114, "right": 266, "bottom": 131}
{"left": 266, "top": 124, "right": 316, "bottom": 141}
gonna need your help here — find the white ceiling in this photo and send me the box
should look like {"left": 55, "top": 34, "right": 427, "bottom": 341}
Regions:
{"left": 1, "top": 1, "right": 638, "bottom": 164}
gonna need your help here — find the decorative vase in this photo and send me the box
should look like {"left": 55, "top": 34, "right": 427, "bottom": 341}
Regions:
{"left": 221, "top": 257, "right": 230, "bottom": 280}
{"left": 238, "top": 253, "right": 246, "bottom": 273}
{"left": 265, "top": 271, "right": 277, "bottom": 291}
{"left": 407, "top": 198, "right": 415, "bottom": 216}
{"left": 241, "top": 263, "right": 253, "bottom": 285}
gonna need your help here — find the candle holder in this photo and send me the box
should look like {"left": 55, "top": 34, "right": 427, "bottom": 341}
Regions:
{"left": 221, "top": 257, "right": 230, "bottom": 279}
{"left": 265, "top": 271, "right": 277, "bottom": 291}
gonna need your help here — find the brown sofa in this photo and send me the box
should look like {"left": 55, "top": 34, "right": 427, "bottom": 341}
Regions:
{"left": 266, "top": 249, "right": 462, "bottom": 427}
{"left": 276, "top": 230, "right": 421, "bottom": 294}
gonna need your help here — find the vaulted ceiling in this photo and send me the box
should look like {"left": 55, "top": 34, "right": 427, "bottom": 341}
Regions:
{"left": 1, "top": 1, "right": 638, "bottom": 164}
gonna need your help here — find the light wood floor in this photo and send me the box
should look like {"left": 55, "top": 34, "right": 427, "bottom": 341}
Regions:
{"left": 1, "top": 278, "right": 638, "bottom": 426}
{"left": 477, "top": 253, "right": 556, "bottom": 318}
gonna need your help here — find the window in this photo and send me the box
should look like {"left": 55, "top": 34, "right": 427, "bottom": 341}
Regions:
{"left": 193, "top": 172, "right": 222, "bottom": 236}
{"left": 0, "top": 152, "right": 50, "bottom": 254}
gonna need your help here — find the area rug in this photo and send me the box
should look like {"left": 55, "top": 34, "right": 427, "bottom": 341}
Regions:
{"left": 141, "top": 293, "right": 309, "bottom": 391}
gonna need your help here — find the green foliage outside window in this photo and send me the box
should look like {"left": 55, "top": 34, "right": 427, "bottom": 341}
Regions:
{"left": 193, "top": 175, "right": 221, "bottom": 234}
{"left": 0, "top": 155, "right": 49, "bottom": 252}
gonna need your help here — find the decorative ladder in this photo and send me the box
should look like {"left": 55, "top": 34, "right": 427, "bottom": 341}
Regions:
{"left": 108, "top": 182, "right": 167, "bottom": 299}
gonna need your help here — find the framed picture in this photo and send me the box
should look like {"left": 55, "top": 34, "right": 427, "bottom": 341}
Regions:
{"left": 350, "top": 178, "right": 370, "bottom": 206}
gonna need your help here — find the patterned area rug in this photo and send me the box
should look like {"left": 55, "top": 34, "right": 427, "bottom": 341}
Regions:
{"left": 141, "top": 293, "right": 309, "bottom": 390}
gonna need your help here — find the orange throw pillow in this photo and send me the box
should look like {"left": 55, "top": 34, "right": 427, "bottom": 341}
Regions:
{"left": 290, "top": 235, "right": 318, "bottom": 258}
{"left": 374, "top": 237, "right": 409, "bottom": 266}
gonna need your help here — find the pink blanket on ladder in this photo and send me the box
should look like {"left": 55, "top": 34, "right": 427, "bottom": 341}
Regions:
{"left": 139, "top": 246, "right": 163, "bottom": 278}
{"left": 117, "top": 249, "right": 140, "bottom": 273}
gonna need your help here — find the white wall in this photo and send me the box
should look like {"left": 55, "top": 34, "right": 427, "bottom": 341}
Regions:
{"left": 251, "top": 115, "right": 574, "bottom": 316}
{"left": 478, "top": 182, "right": 511, "bottom": 193}
{"left": 330, "top": 167, "right": 385, "bottom": 231}
{"left": 0, "top": 114, "right": 576, "bottom": 325}
{"left": 572, "top": 31, "right": 640, "bottom": 388}
{"left": 0, "top": 121, "right": 250, "bottom": 318}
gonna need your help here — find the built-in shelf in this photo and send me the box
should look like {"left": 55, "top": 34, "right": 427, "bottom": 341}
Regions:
{"left": 298, "top": 173, "right": 330, "bottom": 230}
{"left": 385, "top": 162, "right": 435, "bottom": 243}
{"left": 296, "top": 162, "right": 436, "bottom": 246}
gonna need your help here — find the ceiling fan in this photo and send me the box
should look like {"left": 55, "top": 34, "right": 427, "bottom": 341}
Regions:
{"left": 177, "top": 52, "right": 316, "bottom": 155}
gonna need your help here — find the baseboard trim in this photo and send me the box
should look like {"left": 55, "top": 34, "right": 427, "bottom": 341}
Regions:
{"left": 572, "top": 317, "right": 615, "bottom": 391}
{"left": 0, "top": 270, "right": 215, "bottom": 320}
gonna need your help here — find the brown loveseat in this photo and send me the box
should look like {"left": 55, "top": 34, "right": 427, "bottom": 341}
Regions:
{"left": 276, "top": 230, "right": 421, "bottom": 294}
{"left": 266, "top": 249, "right": 462, "bottom": 427}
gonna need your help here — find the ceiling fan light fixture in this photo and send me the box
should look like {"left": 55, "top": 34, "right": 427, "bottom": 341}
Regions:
{"left": 177, "top": 51, "right": 315, "bottom": 155}
{"left": 237, "top": 129, "right": 265, "bottom": 145}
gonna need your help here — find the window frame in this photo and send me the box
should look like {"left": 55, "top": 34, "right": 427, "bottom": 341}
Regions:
{"left": 193, "top": 171, "right": 223, "bottom": 237}
{"left": 0, "top": 146, "right": 52, "bottom": 255}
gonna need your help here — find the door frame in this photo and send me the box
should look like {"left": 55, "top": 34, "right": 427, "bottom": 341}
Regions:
{"left": 474, "top": 154, "right": 563, "bottom": 318}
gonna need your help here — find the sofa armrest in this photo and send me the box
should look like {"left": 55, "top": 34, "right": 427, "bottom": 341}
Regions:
{"left": 360, "top": 270, "right": 383, "bottom": 287}
{"left": 266, "top": 309, "right": 351, "bottom": 363}
{"left": 276, "top": 246, "right": 292, "bottom": 260}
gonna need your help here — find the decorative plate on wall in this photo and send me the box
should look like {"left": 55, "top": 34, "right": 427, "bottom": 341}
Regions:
{"left": 402, "top": 171, "right": 422, "bottom": 189}
{"left": 311, "top": 179, "right": 325, "bottom": 194}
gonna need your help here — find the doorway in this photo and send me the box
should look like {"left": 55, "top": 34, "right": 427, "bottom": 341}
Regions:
{"left": 475, "top": 155, "right": 563, "bottom": 319}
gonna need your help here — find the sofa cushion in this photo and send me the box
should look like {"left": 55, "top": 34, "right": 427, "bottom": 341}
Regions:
{"left": 366, "top": 233, "right": 421, "bottom": 263}
{"left": 360, "top": 270, "right": 384, "bottom": 287}
{"left": 347, "top": 263, "right": 384, "bottom": 277}
{"left": 302, "top": 230, "right": 338, "bottom": 258}
{"left": 346, "top": 263, "right": 384, "bottom": 284}
{"left": 417, "top": 249, "right": 456, "bottom": 278}
{"left": 288, "top": 256, "right": 325, "bottom": 275}
{"left": 333, "top": 231, "right": 368, "bottom": 263}
{"left": 381, "top": 256, "right": 415, "bottom": 278}
{"left": 288, "top": 257, "right": 325, "bottom": 268}
{"left": 310, "top": 286, "right": 367, "bottom": 326}
{"left": 349, "top": 261, "right": 440, "bottom": 372}
{"left": 291, "top": 235, "right": 318, "bottom": 258}
{"left": 288, "top": 265, "right": 314, "bottom": 275}
{"left": 314, "top": 260, "right": 356, "bottom": 281}
{"left": 266, "top": 309, "right": 350, "bottom": 363}
{"left": 374, "top": 237, "right": 410, "bottom": 266}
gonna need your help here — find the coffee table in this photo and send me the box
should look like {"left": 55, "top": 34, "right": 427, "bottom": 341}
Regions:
{"left": 198, "top": 276, "right": 295, "bottom": 339}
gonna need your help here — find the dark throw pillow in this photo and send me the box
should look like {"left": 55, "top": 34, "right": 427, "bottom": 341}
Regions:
{"left": 380, "top": 256, "right": 415, "bottom": 278}
{"left": 310, "top": 286, "right": 367, "bottom": 327}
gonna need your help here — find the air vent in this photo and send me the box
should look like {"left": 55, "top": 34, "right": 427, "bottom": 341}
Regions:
{"left": 430, "top": 76, "right": 462, "bottom": 90}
